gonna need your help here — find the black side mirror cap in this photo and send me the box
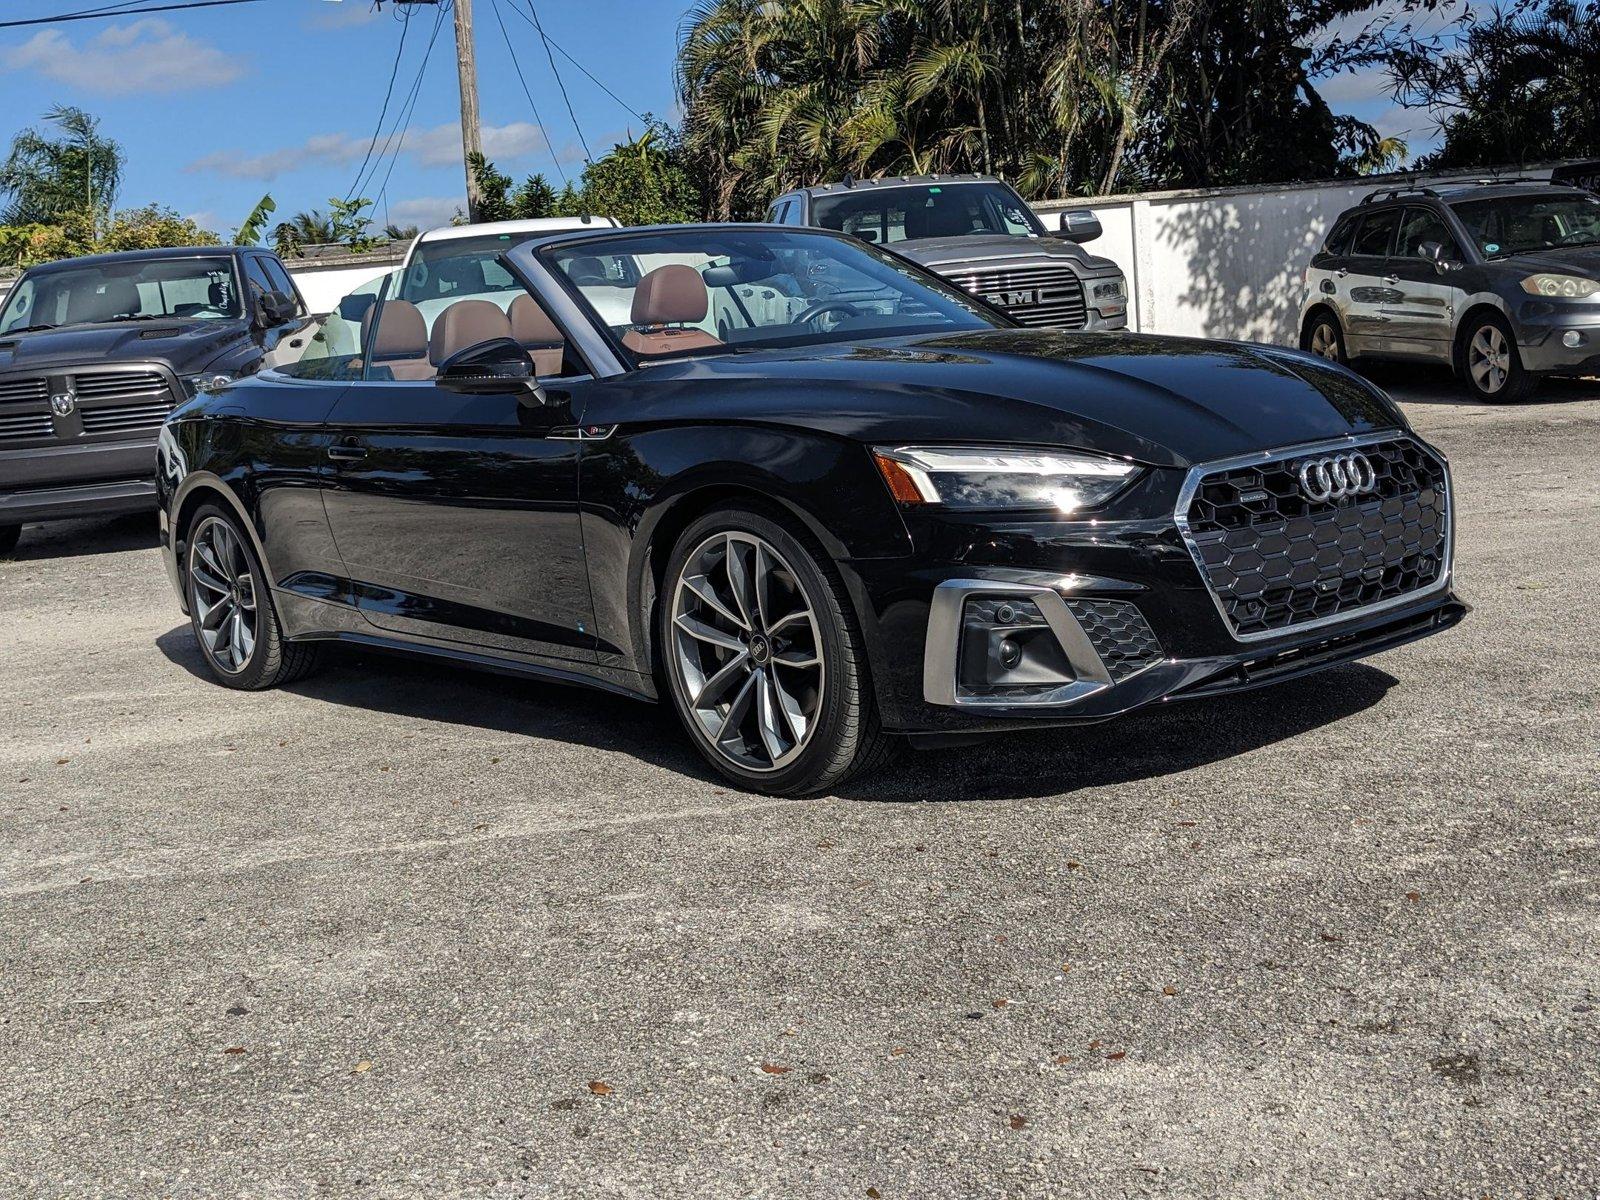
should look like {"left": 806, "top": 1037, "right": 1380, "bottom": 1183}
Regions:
{"left": 1054, "top": 209, "right": 1103, "bottom": 244}
{"left": 257, "top": 289, "right": 296, "bottom": 327}
{"left": 437, "top": 336, "right": 546, "bottom": 405}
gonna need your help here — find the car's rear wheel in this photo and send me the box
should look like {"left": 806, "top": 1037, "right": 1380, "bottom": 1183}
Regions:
{"left": 0, "top": 524, "right": 20, "bottom": 557}
{"left": 1303, "top": 310, "right": 1346, "bottom": 364}
{"left": 660, "top": 506, "right": 896, "bottom": 795}
{"left": 185, "top": 504, "right": 322, "bottom": 689}
{"left": 1459, "top": 313, "right": 1536, "bottom": 403}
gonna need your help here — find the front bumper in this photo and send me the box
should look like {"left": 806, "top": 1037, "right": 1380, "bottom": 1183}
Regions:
{"left": 0, "top": 437, "right": 159, "bottom": 525}
{"left": 1515, "top": 302, "right": 1600, "bottom": 374}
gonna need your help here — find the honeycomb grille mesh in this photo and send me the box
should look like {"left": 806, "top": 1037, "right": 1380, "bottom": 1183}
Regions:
{"left": 1065, "top": 599, "right": 1163, "bottom": 681}
{"left": 1182, "top": 438, "right": 1449, "bottom": 637}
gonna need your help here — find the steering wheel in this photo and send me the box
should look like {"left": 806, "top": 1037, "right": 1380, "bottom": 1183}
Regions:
{"left": 795, "top": 300, "right": 864, "bottom": 328}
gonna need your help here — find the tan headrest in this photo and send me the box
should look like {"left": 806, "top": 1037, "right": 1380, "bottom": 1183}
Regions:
{"left": 509, "top": 294, "right": 562, "bottom": 346}
{"left": 630, "top": 264, "right": 708, "bottom": 326}
{"left": 362, "top": 299, "right": 427, "bottom": 361}
{"left": 428, "top": 298, "right": 512, "bottom": 365}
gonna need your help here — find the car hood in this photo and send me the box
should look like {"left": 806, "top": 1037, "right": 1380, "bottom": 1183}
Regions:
{"left": 647, "top": 330, "right": 1406, "bottom": 468}
{"left": 1488, "top": 246, "right": 1600, "bottom": 277}
{"left": 893, "top": 233, "right": 1118, "bottom": 275}
{"left": 0, "top": 318, "right": 246, "bottom": 374}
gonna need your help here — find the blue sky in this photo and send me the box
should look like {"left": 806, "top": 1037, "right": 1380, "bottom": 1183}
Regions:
{"left": 0, "top": 0, "right": 1440, "bottom": 239}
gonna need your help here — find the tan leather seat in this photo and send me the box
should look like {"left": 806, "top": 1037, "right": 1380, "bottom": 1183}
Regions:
{"left": 360, "top": 299, "right": 433, "bottom": 380}
{"left": 509, "top": 294, "right": 566, "bottom": 377}
{"left": 428, "top": 298, "right": 513, "bottom": 366}
{"left": 620, "top": 264, "right": 722, "bottom": 356}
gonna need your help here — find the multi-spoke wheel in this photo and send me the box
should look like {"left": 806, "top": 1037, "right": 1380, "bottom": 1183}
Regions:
{"left": 660, "top": 507, "right": 896, "bottom": 795}
{"left": 1459, "top": 313, "right": 1535, "bottom": 403}
{"left": 184, "top": 503, "right": 322, "bottom": 690}
{"left": 1302, "top": 311, "right": 1346, "bottom": 364}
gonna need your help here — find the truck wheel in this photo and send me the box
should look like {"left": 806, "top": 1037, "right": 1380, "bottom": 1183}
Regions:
{"left": 1459, "top": 313, "right": 1537, "bottom": 403}
{"left": 0, "top": 524, "right": 19, "bottom": 557}
{"left": 659, "top": 505, "right": 897, "bottom": 796}
{"left": 185, "top": 504, "right": 322, "bottom": 689}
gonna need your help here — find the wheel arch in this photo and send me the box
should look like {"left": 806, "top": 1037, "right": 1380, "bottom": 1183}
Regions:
{"left": 1299, "top": 302, "right": 1343, "bottom": 348}
{"left": 1452, "top": 301, "right": 1514, "bottom": 369}
{"left": 169, "top": 473, "right": 271, "bottom": 613}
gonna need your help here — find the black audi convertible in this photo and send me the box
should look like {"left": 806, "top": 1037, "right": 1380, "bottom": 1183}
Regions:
{"left": 156, "top": 224, "right": 1464, "bottom": 794}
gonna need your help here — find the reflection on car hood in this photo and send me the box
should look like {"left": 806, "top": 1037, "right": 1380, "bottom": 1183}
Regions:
{"left": 655, "top": 329, "right": 1405, "bottom": 468}
{"left": 1487, "top": 245, "right": 1600, "bottom": 276}
{"left": 0, "top": 317, "right": 245, "bottom": 374}
{"left": 893, "top": 233, "right": 1117, "bottom": 274}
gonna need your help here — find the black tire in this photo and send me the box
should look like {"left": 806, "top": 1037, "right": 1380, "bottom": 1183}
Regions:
{"left": 0, "top": 524, "right": 20, "bottom": 557}
{"left": 184, "top": 503, "right": 322, "bottom": 690}
{"left": 658, "top": 504, "right": 897, "bottom": 796}
{"left": 1301, "top": 309, "right": 1347, "bottom": 365}
{"left": 1457, "top": 311, "right": 1537, "bottom": 404}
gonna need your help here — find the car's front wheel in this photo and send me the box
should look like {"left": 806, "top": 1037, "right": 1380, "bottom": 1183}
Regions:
{"left": 1302, "top": 310, "right": 1347, "bottom": 364}
{"left": 1459, "top": 313, "right": 1536, "bottom": 403}
{"left": 660, "top": 506, "right": 895, "bottom": 795}
{"left": 185, "top": 504, "right": 322, "bottom": 689}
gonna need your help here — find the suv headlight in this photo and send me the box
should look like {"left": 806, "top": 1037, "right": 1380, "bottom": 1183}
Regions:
{"left": 1091, "top": 278, "right": 1126, "bottom": 302}
{"left": 1520, "top": 274, "right": 1599, "bottom": 298}
{"left": 872, "top": 444, "right": 1140, "bottom": 513}
{"left": 180, "top": 372, "right": 234, "bottom": 397}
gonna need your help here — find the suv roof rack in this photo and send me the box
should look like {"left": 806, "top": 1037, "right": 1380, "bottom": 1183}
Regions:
{"left": 1360, "top": 185, "right": 1439, "bottom": 205}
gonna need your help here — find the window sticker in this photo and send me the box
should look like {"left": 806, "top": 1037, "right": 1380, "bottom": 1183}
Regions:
{"left": 1485, "top": 243, "right": 1499, "bottom": 253}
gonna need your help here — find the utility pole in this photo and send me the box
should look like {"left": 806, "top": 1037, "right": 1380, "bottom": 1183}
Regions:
{"left": 452, "top": 0, "right": 483, "bottom": 221}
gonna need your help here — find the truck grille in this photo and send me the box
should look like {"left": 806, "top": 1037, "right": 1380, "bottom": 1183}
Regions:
{"left": 0, "top": 369, "right": 177, "bottom": 445}
{"left": 1179, "top": 436, "right": 1450, "bottom": 639}
{"left": 943, "top": 261, "right": 1088, "bottom": 329}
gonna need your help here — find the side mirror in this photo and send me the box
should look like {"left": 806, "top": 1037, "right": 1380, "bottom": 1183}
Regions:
{"left": 437, "top": 336, "right": 546, "bottom": 405}
{"left": 257, "top": 289, "right": 296, "bottom": 327}
{"left": 1418, "top": 241, "right": 1459, "bottom": 274}
{"left": 337, "top": 292, "right": 376, "bottom": 323}
{"left": 1054, "top": 209, "right": 1102, "bottom": 244}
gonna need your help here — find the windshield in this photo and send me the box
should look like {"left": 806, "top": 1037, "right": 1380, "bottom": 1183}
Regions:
{"left": 1450, "top": 191, "right": 1600, "bottom": 257}
{"left": 810, "top": 182, "right": 1045, "bottom": 246}
{"left": 0, "top": 255, "right": 240, "bottom": 333}
{"left": 544, "top": 228, "right": 1004, "bottom": 361}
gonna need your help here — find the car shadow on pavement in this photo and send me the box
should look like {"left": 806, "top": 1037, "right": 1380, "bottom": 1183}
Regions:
{"left": 158, "top": 624, "right": 1398, "bottom": 801}
{"left": 6, "top": 513, "right": 158, "bottom": 561}
{"left": 1360, "top": 361, "right": 1600, "bottom": 406}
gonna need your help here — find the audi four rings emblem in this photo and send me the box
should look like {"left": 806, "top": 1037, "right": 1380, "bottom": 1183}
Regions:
{"left": 1297, "top": 451, "right": 1377, "bottom": 502}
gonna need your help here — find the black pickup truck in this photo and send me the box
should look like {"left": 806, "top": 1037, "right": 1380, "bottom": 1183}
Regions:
{"left": 0, "top": 245, "right": 312, "bottom": 554}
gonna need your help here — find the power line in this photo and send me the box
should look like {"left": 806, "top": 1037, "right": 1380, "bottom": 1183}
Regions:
{"left": 486, "top": 0, "right": 567, "bottom": 185}
{"left": 370, "top": 0, "right": 450, "bottom": 212}
{"left": 0, "top": 0, "right": 260, "bottom": 28}
{"left": 522, "top": 0, "right": 592, "bottom": 164}
{"left": 498, "top": 0, "right": 647, "bottom": 126}
{"left": 347, "top": 0, "right": 445, "bottom": 203}
{"left": 343, "top": 2, "right": 414, "bottom": 202}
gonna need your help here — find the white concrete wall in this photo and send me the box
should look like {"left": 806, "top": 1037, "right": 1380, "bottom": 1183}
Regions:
{"left": 1035, "top": 166, "right": 1557, "bottom": 343}
{"left": 287, "top": 257, "right": 400, "bottom": 315}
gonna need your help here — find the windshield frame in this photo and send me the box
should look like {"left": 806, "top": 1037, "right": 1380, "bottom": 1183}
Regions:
{"left": 1448, "top": 189, "right": 1600, "bottom": 259}
{"left": 810, "top": 180, "right": 1048, "bottom": 245}
{"left": 535, "top": 225, "right": 1013, "bottom": 369}
{"left": 0, "top": 252, "right": 244, "bottom": 333}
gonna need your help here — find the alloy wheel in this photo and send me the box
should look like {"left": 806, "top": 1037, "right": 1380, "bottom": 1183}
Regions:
{"left": 670, "top": 531, "right": 825, "bottom": 773}
{"left": 188, "top": 516, "right": 258, "bottom": 674}
{"left": 1469, "top": 324, "right": 1511, "bottom": 394}
{"left": 1310, "top": 321, "right": 1339, "bottom": 360}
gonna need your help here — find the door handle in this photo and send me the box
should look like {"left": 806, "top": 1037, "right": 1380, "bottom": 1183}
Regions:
{"left": 1336, "top": 268, "right": 1349, "bottom": 278}
{"left": 327, "top": 441, "right": 367, "bottom": 462}
{"left": 1383, "top": 275, "right": 1399, "bottom": 285}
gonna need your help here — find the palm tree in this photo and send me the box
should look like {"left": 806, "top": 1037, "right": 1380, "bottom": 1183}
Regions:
{"left": 271, "top": 210, "right": 338, "bottom": 257}
{"left": 0, "top": 106, "right": 125, "bottom": 238}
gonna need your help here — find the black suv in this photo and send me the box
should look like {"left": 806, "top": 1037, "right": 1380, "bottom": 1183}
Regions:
{"left": 767, "top": 175, "right": 1128, "bottom": 331}
{"left": 1300, "top": 180, "right": 1600, "bottom": 402}
{"left": 0, "top": 245, "right": 312, "bottom": 553}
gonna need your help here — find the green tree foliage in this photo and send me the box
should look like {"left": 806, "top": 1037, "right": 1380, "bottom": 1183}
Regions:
{"left": 235, "top": 193, "right": 277, "bottom": 247}
{"left": 0, "top": 106, "right": 125, "bottom": 231}
{"left": 98, "top": 205, "right": 221, "bottom": 252}
{"left": 272, "top": 199, "right": 377, "bottom": 256}
{"left": 1391, "top": 0, "right": 1600, "bottom": 169}
{"left": 675, "top": 0, "right": 1422, "bottom": 217}
{"left": 468, "top": 124, "right": 699, "bottom": 227}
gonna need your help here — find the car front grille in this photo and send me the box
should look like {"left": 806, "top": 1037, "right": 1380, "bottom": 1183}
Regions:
{"left": 0, "top": 368, "right": 177, "bottom": 446}
{"left": 943, "top": 261, "right": 1088, "bottom": 329}
{"left": 1065, "top": 598, "right": 1164, "bottom": 681}
{"left": 1179, "top": 436, "right": 1451, "bottom": 639}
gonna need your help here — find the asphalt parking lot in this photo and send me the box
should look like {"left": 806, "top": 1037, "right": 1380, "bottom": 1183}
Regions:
{"left": 2, "top": 369, "right": 1598, "bottom": 1199}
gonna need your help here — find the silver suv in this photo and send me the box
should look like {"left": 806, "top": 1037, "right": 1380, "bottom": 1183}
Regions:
{"left": 1299, "top": 180, "right": 1600, "bottom": 402}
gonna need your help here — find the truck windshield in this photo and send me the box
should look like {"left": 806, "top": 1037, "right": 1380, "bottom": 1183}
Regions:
{"left": 810, "top": 182, "right": 1045, "bottom": 246}
{"left": 1450, "top": 191, "right": 1600, "bottom": 257}
{"left": 0, "top": 256, "right": 241, "bottom": 333}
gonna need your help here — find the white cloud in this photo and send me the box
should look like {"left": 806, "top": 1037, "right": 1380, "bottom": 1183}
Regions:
{"left": 384, "top": 195, "right": 464, "bottom": 230}
{"left": 0, "top": 18, "right": 243, "bottom": 96}
{"left": 186, "top": 122, "right": 549, "bottom": 181}
{"left": 1317, "top": 66, "right": 1390, "bottom": 107}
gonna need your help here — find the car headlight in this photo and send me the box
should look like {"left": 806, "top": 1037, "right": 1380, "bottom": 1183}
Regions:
{"left": 1091, "top": 278, "right": 1126, "bottom": 302}
{"left": 1520, "top": 274, "right": 1599, "bottom": 299}
{"left": 181, "top": 372, "right": 235, "bottom": 397}
{"left": 872, "top": 444, "right": 1140, "bottom": 513}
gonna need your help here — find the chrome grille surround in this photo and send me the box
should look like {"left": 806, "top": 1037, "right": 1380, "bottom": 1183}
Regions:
{"left": 1175, "top": 432, "right": 1454, "bottom": 642}
{"left": 943, "top": 259, "right": 1088, "bottom": 329}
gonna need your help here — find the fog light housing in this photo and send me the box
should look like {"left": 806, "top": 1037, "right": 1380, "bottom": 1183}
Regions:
{"left": 1563, "top": 330, "right": 1585, "bottom": 349}
{"left": 957, "top": 596, "right": 1076, "bottom": 698}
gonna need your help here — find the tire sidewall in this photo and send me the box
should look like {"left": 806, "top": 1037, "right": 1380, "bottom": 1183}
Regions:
{"left": 185, "top": 504, "right": 276, "bottom": 689}
{"left": 1458, "top": 313, "right": 1528, "bottom": 403}
{"left": 1304, "top": 312, "right": 1346, "bottom": 364}
{"left": 659, "top": 506, "right": 860, "bottom": 794}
